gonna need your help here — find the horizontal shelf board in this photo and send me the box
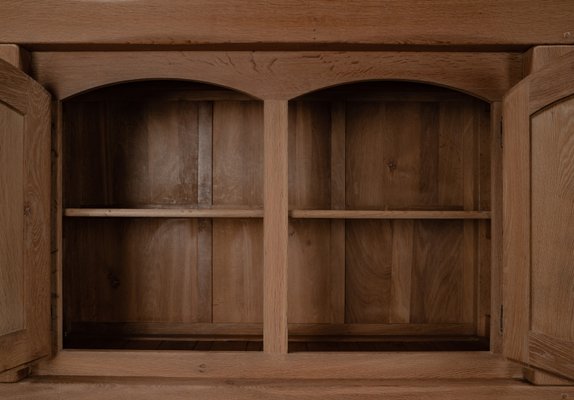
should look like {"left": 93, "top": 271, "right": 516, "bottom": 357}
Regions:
{"left": 64, "top": 208, "right": 263, "bottom": 218}
{"left": 69, "top": 321, "right": 474, "bottom": 337}
{"left": 289, "top": 210, "right": 491, "bottom": 220}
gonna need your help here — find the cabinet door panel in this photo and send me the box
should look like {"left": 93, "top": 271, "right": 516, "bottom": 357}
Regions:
{"left": 503, "top": 51, "right": 574, "bottom": 381}
{"left": 0, "top": 59, "right": 51, "bottom": 375}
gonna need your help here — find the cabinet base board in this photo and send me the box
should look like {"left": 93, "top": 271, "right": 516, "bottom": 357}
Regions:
{"left": 35, "top": 351, "right": 520, "bottom": 380}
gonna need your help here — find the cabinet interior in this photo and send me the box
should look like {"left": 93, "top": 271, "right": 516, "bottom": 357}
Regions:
{"left": 62, "top": 80, "right": 492, "bottom": 352}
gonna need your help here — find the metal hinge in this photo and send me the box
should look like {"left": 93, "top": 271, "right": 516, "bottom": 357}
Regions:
{"left": 499, "top": 304, "right": 504, "bottom": 335}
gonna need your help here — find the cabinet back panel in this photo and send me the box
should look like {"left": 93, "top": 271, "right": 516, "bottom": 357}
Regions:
{"left": 64, "top": 100, "right": 200, "bottom": 207}
{"left": 346, "top": 100, "right": 486, "bottom": 209}
{"left": 64, "top": 218, "right": 201, "bottom": 324}
{"left": 63, "top": 82, "right": 265, "bottom": 338}
{"left": 288, "top": 101, "right": 331, "bottom": 209}
{"left": 287, "top": 83, "right": 489, "bottom": 333}
{"left": 345, "top": 220, "right": 468, "bottom": 324}
{"left": 212, "top": 219, "right": 263, "bottom": 323}
{"left": 213, "top": 101, "right": 263, "bottom": 207}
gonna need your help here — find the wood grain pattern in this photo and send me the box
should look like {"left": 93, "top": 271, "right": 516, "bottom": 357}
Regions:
{"left": 489, "top": 103, "right": 503, "bottom": 353}
{"left": 529, "top": 331, "right": 574, "bottom": 380}
{"left": 3, "top": 1, "right": 574, "bottom": 47}
{"left": 345, "top": 220, "right": 472, "bottom": 325}
{"left": 329, "top": 102, "right": 346, "bottom": 325}
{"left": 0, "top": 101, "right": 25, "bottom": 337}
{"left": 0, "top": 59, "right": 51, "bottom": 376}
{"left": 36, "top": 350, "right": 521, "bottom": 380}
{"left": 6, "top": 378, "right": 574, "bottom": 400}
{"left": 64, "top": 208, "right": 263, "bottom": 218}
{"left": 288, "top": 101, "right": 330, "bottom": 209}
{"left": 196, "top": 102, "right": 213, "bottom": 323}
{"left": 290, "top": 210, "right": 491, "bottom": 219}
{"left": 288, "top": 220, "right": 337, "bottom": 323}
{"left": 530, "top": 96, "right": 574, "bottom": 379}
{"left": 523, "top": 367, "right": 574, "bottom": 386}
{"left": 64, "top": 219, "right": 200, "bottom": 324}
{"left": 529, "top": 51, "right": 574, "bottom": 114}
{"left": 213, "top": 219, "right": 263, "bottom": 323}
{"left": 410, "top": 221, "right": 467, "bottom": 324}
{"left": 523, "top": 45, "right": 574, "bottom": 76}
{"left": 51, "top": 101, "right": 64, "bottom": 353}
{"left": 213, "top": 101, "right": 263, "bottom": 207}
{"left": 502, "top": 82, "right": 531, "bottom": 363}
{"left": 345, "top": 100, "right": 487, "bottom": 210}
{"left": 504, "top": 49, "right": 574, "bottom": 382}
{"left": 263, "top": 100, "right": 289, "bottom": 354}
{"left": 32, "top": 51, "right": 522, "bottom": 101}
{"left": 62, "top": 321, "right": 472, "bottom": 338}
{"left": 62, "top": 83, "right": 266, "bottom": 340}
{"left": 64, "top": 95, "right": 200, "bottom": 207}
{"left": 287, "top": 100, "right": 344, "bottom": 324}
{"left": 389, "top": 220, "right": 414, "bottom": 323}
{"left": 0, "top": 44, "right": 29, "bottom": 71}
{"left": 345, "top": 220, "right": 393, "bottom": 323}
{"left": 12, "top": 377, "right": 574, "bottom": 400}
{"left": 212, "top": 100, "right": 263, "bottom": 324}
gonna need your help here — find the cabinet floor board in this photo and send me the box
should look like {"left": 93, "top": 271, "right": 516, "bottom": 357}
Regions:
{"left": 1, "top": 378, "right": 573, "bottom": 400}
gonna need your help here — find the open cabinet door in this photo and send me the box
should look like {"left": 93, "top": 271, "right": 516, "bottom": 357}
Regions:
{"left": 0, "top": 59, "right": 51, "bottom": 380}
{"left": 503, "top": 51, "right": 574, "bottom": 381}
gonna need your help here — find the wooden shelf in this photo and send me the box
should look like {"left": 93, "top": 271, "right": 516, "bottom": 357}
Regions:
{"left": 289, "top": 210, "right": 491, "bottom": 220}
{"left": 64, "top": 208, "right": 264, "bottom": 218}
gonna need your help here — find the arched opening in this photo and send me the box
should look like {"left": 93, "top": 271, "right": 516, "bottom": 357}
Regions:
{"left": 287, "top": 81, "right": 491, "bottom": 351}
{"left": 62, "top": 80, "right": 265, "bottom": 351}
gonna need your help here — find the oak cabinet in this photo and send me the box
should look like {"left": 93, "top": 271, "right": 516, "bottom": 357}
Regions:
{"left": 0, "top": 46, "right": 573, "bottom": 384}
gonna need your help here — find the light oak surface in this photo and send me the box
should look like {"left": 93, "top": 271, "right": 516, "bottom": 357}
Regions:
{"left": 0, "top": 100, "right": 24, "bottom": 337}
{"left": 1, "top": 0, "right": 574, "bottom": 47}
{"left": 3, "top": 378, "right": 574, "bottom": 400}
{"left": 32, "top": 51, "right": 522, "bottom": 101}
{"left": 263, "top": 100, "right": 289, "bottom": 354}
{"left": 36, "top": 351, "right": 520, "bottom": 380}
{"left": 502, "top": 80, "right": 531, "bottom": 364}
{"left": 290, "top": 210, "right": 491, "bottom": 219}
{"left": 64, "top": 208, "right": 263, "bottom": 218}
{"left": 503, "top": 50, "right": 574, "bottom": 380}
{"left": 61, "top": 82, "right": 265, "bottom": 341}
{"left": 0, "top": 59, "right": 51, "bottom": 377}
{"left": 285, "top": 85, "right": 491, "bottom": 333}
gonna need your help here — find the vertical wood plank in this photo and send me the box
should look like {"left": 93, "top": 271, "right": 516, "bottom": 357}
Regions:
{"left": 410, "top": 221, "right": 464, "bottom": 323}
{"left": 51, "top": 100, "right": 63, "bottom": 353}
{"left": 212, "top": 101, "right": 263, "bottom": 207}
{"left": 212, "top": 101, "right": 263, "bottom": 323}
{"left": 0, "top": 99, "right": 25, "bottom": 337}
{"left": 462, "top": 103, "right": 478, "bottom": 326}
{"left": 64, "top": 219, "right": 200, "bottom": 324}
{"left": 390, "top": 220, "right": 413, "bottom": 323}
{"left": 196, "top": 102, "right": 213, "bottom": 323}
{"left": 212, "top": 219, "right": 263, "bottom": 323}
{"left": 477, "top": 101, "right": 492, "bottom": 338}
{"left": 0, "top": 44, "right": 29, "bottom": 72}
{"left": 330, "top": 102, "right": 346, "bottom": 323}
{"left": 531, "top": 96, "right": 574, "bottom": 348}
{"left": 287, "top": 101, "right": 332, "bottom": 324}
{"left": 489, "top": 102, "right": 503, "bottom": 352}
{"left": 502, "top": 82, "right": 530, "bottom": 363}
{"left": 263, "top": 100, "right": 289, "bottom": 354}
{"left": 345, "top": 220, "right": 393, "bottom": 323}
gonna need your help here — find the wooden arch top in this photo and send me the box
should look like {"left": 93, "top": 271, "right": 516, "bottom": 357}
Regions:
{"left": 32, "top": 51, "right": 523, "bottom": 102}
